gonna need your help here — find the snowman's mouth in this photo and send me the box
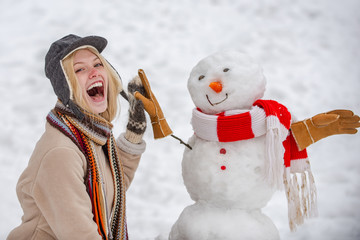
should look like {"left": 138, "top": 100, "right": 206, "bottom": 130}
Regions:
{"left": 206, "top": 93, "right": 228, "bottom": 106}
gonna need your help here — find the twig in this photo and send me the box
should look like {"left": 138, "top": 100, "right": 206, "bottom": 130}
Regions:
{"left": 171, "top": 134, "right": 192, "bottom": 150}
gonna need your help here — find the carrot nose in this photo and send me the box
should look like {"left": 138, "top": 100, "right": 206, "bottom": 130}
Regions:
{"left": 209, "top": 81, "right": 223, "bottom": 93}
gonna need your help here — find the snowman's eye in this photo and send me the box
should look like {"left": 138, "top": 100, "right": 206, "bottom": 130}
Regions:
{"left": 223, "top": 68, "right": 230, "bottom": 72}
{"left": 198, "top": 75, "right": 205, "bottom": 81}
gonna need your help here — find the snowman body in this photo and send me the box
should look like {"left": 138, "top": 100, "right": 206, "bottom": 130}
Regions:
{"left": 169, "top": 135, "right": 279, "bottom": 239}
{"left": 170, "top": 51, "right": 281, "bottom": 240}
{"left": 183, "top": 135, "right": 273, "bottom": 209}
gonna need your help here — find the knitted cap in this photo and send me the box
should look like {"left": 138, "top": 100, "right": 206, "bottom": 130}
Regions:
{"left": 45, "top": 34, "right": 108, "bottom": 119}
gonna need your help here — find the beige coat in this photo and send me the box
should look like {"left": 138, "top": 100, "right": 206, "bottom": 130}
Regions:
{"left": 7, "top": 122, "right": 145, "bottom": 240}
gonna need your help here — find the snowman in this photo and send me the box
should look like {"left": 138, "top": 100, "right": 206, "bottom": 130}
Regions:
{"left": 166, "top": 51, "right": 360, "bottom": 240}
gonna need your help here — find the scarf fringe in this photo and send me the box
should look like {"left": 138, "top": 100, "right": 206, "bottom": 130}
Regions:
{"left": 265, "top": 128, "right": 284, "bottom": 189}
{"left": 265, "top": 115, "right": 288, "bottom": 190}
{"left": 284, "top": 169, "right": 318, "bottom": 231}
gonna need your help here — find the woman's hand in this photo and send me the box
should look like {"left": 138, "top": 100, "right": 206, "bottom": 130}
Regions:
{"left": 124, "top": 76, "right": 147, "bottom": 144}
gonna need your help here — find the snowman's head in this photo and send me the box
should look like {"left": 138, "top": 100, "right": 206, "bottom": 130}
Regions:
{"left": 187, "top": 51, "right": 266, "bottom": 114}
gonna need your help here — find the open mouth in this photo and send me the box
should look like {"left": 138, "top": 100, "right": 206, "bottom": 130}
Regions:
{"left": 206, "top": 93, "right": 228, "bottom": 106}
{"left": 87, "top": 81, "right": 104, "bottom": 99}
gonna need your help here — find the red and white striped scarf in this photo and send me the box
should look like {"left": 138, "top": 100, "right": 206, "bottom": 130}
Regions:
{"left": 191, "top": 99, "right": 318, "bottom": 231}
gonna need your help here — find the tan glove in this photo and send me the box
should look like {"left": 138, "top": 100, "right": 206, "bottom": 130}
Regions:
{"left": 291, "top": 110, "right": 360, "bottom": 151}
{"left": 134, "top": 69, "right": 173, "bottom": 139}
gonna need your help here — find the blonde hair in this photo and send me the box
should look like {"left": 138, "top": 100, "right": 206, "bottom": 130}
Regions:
{"left": 61, "top": 47, "right": 122, "bottom": 122}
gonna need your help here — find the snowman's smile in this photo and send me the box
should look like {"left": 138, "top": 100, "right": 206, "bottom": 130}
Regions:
{"left": 206, "top": 93, "right": 228, "bottom": 106}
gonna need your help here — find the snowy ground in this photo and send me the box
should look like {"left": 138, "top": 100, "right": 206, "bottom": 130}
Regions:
{"left": 1, "top": 0, "right": 359, "bottom": 239}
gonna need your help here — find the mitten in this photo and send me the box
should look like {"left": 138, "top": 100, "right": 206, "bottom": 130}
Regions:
{"left": 291, "top": 109, "right": 360, "bottom": 150}
{"left": 125, "top": 76, "right": 147, "bottom": 144}
{"left": 134, "top": 69, "right": 173, "bottom": 139}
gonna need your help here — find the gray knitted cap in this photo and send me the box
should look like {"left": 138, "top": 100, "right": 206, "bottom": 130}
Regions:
{"left": 45, "top": 34, "right": 107, "bottom": 119}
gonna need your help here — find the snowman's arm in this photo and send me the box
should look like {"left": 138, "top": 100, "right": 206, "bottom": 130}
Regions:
{"left": 291, "top": 109, "right": 360, "bottom": 151}
{"left": 134, "top": 69, "right": 173, "bottom": 139}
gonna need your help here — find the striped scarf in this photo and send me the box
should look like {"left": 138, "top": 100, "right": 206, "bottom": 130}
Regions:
{"left": 192, "top": 99, "right": 318, "bottom": 231}
{"left": 46, "top": 101, "right": 127, "bottom": 240}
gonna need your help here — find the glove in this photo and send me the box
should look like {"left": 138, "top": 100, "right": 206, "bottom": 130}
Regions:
{"left": 291, "top": 109, "right": 360, "bottom": 150}
{"left": 124, "top": 76, "right": 147, "bottom": 144}
{"left": 134, "top": 69, "right": 173, "bottom": 139}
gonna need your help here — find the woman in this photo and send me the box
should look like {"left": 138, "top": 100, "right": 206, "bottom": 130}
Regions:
{"left": 7, "top": 34, "right": 147, "bottom": 240}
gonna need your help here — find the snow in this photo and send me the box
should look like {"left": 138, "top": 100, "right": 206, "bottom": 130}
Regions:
{"left": 1, "top": 0, "right": 359, "bottom": 239}
{"left": 170, "top": 202, "right": 280, "bottom": 240}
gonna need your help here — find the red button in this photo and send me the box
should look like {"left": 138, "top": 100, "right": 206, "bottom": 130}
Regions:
{"left": 220, "top": 148, "right": 226, "bottom": 154}
{"left": 221, "top": 166, "right": 226, "bottom": 170}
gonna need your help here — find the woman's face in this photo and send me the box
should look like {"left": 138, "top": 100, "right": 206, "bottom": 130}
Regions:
{"left": 73, "top": 49, "right": 108, "bottom": 114}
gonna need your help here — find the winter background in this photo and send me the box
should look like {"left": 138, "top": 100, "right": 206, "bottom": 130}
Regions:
{"left": 0, "top": 0, "right": 359, "bottom": 239}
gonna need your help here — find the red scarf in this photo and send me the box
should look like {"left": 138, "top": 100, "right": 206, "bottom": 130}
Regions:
{"left": 191, "top": 99, "right": 318, "bottom": 231}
